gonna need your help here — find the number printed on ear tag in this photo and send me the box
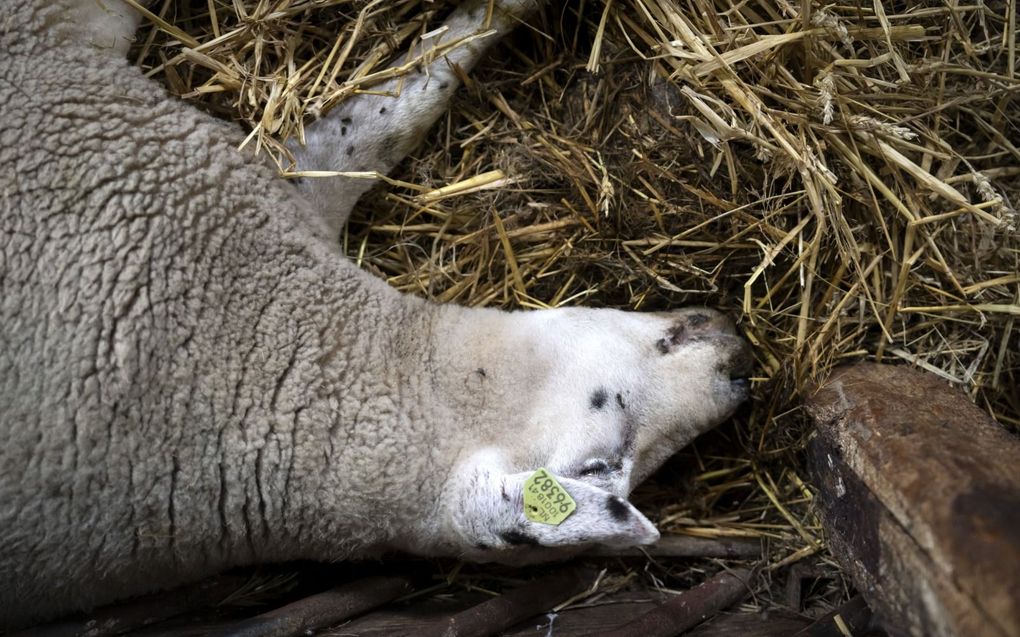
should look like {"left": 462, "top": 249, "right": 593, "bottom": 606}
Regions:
{"left": 523, "top": 468, "right": 577, "bottom": 525}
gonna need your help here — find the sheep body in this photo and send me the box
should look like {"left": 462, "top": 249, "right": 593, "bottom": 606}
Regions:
{"left": 0, "top": 1, "right": 752, "bottom": 628}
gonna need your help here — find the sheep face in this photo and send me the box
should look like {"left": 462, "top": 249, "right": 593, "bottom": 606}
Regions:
{"left": 430, "top": 307, "right": 753, "bottom": 562}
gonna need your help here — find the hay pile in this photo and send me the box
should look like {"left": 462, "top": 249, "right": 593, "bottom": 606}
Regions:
{"left": 133, "top": 0, "right": 1019, "bottom": 613}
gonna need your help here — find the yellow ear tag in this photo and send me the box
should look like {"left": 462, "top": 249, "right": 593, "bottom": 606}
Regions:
{"left": 524, "top": 468, "right": 577, "bottom": 525}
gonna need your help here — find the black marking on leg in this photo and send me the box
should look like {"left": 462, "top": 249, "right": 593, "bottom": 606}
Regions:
{"left": 606, "top": 495, "right": 631, "bottom": 522}
{"left": 346, "top": 145, "right": 354, "bottom": 156}
{"left": 341, "top": 126, "right": 347, "bottom": 136}
{"left": 590, "top": 388, "right": 608, "bottom": 410}
{"left": 656, "top": 338, "right": 670, "bottom": 354}
{"left": 379, "top": 106, "right": 387, "bottom": 114}
{"left": 616, "top": 393, "right": 626, "bottom": 409}
{"left": 500, "top": 530, "right": 540, "bottom": 546}
{"left": 439, "top": 81, "right": 449, "bottom": 89}
{"left": 475, "top": 542, "right": 490, "bottom": 550}
{"left": 475, "top": 368, "right": 487, "bottom": 378}
{"left": 341, "top": 116, "right": 352, "bottom": 125}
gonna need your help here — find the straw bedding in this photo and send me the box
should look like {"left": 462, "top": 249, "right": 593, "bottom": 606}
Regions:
{"left": 131, "top": 0, "right": 1019, "bottom": 615}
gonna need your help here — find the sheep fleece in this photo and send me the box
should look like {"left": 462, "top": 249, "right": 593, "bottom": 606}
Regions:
{"left": 0, "top": 2, "right": 451, "bottom": 625}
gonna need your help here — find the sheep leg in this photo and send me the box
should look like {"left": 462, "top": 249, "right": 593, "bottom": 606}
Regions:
{"left": 292, "top": 0, "right": 541, "bottom": 240}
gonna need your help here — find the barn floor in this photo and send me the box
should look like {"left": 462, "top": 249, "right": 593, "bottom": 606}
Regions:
{"left": 22, "top": 556, "right": 880, "bottom": 636}
{"left": 20, "top": 427, "right": 879, "bottom": 637}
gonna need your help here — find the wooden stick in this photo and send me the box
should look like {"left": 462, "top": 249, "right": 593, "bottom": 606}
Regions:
{"left": 792, "top": 596, "right": 873, "bottom": 637}
{"left": 807, "top": 363, "right": 1020, "bottom": 637}
{"left": 587, "top": 568, "right": 755, "bottom": 637}
{"left": 592, "top": 535, "right": 761, "bottom": 559}
{"left": 21, "top": 576, "right": 247, "bottom": 637}
{"left": 213, "top": 575, "right": 414, "bottom": 637}
{"left": 418, "top": 567, "right": 594, "bottom": 637}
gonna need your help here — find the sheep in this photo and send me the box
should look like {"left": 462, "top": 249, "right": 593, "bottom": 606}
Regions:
{"left": 0, "top": 0, "right": 754, "bottom": 628}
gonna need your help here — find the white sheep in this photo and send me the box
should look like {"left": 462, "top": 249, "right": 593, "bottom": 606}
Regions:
{"left": 0, "top": 0, "right": 753, "bottom": 628}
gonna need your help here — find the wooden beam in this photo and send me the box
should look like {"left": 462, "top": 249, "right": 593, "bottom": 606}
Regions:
{"left": 586, "top": 568, "right": 755, "bottom": 637}
{"left": 213, "top": 575, "right": 414, "bottom": 637}
{"left": 807, "top": 363, "right": 1020, "bottom": 637}
{"left": 417, "top": 567, "right": 594, "bottom": 637}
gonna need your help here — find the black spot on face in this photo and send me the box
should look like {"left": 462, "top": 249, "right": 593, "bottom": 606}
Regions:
{"left": 380, "top": 132, "right": 404, "bottom": 163}
{"left": 622, "top": 421, "right": 637, "bottom": 453}
{"left": 657, "top": 323, "right": 691, "bottom": 354}
{"left": 346, "top": 145, "right": 354, "bottom": 156}
{"left": 606, "top": 495, "right": 631, "bottom": 522}
{"left": 439, "top": 81, "right": 449, "bottom": 89}
{"left": 340, "top": 116, "right": 352, "bottom": 124}
{"left": 341, "top": 126, "right": 347, "bottom": 136}
{"left": 590, "top": 388, "right": 608, "bottom": 410}
{"left": 616, "top": 393, "right": 626, "bottom": 409}
{"left": 379, "top": 107, "right": 387, "bottom": 114}
{"left": 475, "top": 368, "right": 487, "bottom": 378}
{"left": 500, "top": 530, "right": 540, "bottom": 547}
{"left": 687, "top": 313, "right": 710, "bottom": 327}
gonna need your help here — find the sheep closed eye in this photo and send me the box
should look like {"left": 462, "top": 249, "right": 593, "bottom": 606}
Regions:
{"left": 578, "top": 459, "right": 619, "bottom": 477}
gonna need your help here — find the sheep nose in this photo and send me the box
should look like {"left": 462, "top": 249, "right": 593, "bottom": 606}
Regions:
{"left": 727, "top": 337, "right": 756, "bottom": 378}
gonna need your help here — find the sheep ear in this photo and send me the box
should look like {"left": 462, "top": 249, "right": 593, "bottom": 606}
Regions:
{"left": 449, "top": 464, "right": 659, "bottom": 550}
